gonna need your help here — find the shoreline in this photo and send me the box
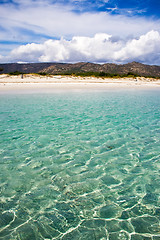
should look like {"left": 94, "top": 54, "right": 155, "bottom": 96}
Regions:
{"left": 0, "top": 74, "right": 160, "bottom": 93}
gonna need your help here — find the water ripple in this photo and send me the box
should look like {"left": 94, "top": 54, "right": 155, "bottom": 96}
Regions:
{"left": 0, "top": 91, "right": 160, "bottom": 239}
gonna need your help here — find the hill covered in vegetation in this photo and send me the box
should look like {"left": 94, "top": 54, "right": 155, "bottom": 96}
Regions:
{"left": 0, "top": 62, "right": 160, "bottom": 78}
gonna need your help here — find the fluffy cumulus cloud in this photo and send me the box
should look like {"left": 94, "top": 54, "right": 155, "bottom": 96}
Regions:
{"left": 114, "top": 31, "right": 160, "bottom": 64}
{"left": 1, "top": 30, "right": 160, "bottom": 65}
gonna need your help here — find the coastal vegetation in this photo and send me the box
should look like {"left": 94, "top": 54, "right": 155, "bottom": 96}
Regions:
{"left": 8, "top": 71, "right": 23, "bottom": 75}
{"left": 5, "top": 70, "right": 159, "bottom": 79}
{"left": 38, "top": 72, "right": 48, "bottom": 76}
{"left": 40, "top": 71, "right": 159, "bottom": 79}
{"left": 54, "top": 71, "right": 139, "bottom": 78}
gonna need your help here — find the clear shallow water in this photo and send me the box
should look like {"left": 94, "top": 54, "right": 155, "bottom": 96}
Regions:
{"left": 0, "top": 90, "right": 160, "bottom": 240}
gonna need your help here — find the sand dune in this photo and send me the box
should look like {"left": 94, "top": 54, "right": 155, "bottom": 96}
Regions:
{"left": 0, "top": 74, "right": 160, "bottom": 92}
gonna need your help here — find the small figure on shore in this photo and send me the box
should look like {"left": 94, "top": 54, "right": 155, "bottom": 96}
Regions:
{"left": 21, "top": 73, "right": 23, "bottom": 79}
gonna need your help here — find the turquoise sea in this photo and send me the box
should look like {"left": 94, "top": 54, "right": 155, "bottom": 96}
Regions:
{"left": 0, "top": 89, "right": 160, "bottom": 240}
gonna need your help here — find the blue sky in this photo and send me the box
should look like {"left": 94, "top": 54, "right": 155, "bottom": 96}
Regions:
{"left": 0, "top": 0, "right": 160, "bottom": 64}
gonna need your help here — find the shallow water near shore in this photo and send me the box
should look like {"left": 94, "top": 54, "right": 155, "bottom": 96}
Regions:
{"left": 0, "top": 90, "right": 160, "bottom": 240}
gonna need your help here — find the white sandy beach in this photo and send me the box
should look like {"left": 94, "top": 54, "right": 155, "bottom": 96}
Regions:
{"left": 0, "top": 74, "right": 160, "bottom": 93}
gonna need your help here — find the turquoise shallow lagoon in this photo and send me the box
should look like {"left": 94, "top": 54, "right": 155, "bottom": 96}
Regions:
{"left": 0, "top": 89, "right": 160, "bottom": 239}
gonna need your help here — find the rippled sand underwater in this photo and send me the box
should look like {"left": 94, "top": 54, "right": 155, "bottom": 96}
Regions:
{"left": 0, "top": 90, "right": 160, "bottom": 240}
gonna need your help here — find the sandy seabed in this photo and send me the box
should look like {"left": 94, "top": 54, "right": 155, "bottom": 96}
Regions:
{"left": 0, "top": 74, "right": 160, "bottom": 93}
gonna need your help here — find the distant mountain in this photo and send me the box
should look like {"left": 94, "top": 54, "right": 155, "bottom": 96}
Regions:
{"left": 0, "top": 63, "right": 55, "bottom": 74}
{"left": 0, "top": 62, "right": 160, "bottom": 77}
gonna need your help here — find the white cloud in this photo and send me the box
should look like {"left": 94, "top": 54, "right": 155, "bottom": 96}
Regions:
{"left": 113, "top": 31, "right": 160, "bottom": 64}
{"left": 10, "top": 42, "right": 44, "bottom": 62}
{"left": 1, "top": 30, "right": 160, "bottom": 65}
